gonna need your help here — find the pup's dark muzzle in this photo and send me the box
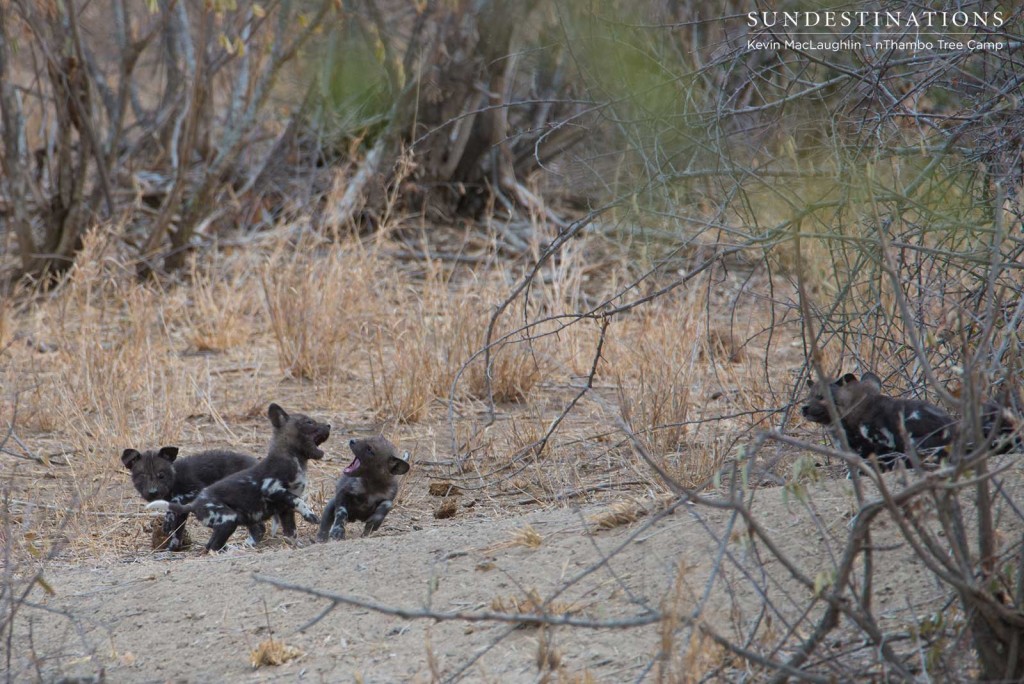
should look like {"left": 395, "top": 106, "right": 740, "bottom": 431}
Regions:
{"left": 315, "top": 425, "right": 331, "bottom": 445}
{"left": 802, "top": 405, "right": 830, "bottom": 424}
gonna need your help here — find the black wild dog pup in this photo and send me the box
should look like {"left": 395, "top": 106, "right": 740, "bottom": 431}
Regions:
{"left": 147, "top": 403, "right": 330, "bottom": 552}
{"left": 802, "top": 372, "right": 957, "bottom": 471}
{"left": 122, "top": 446, "right": 257, "bottom": 551}
{"left": 317, "top": 436, "right": 410, "bottom": 542}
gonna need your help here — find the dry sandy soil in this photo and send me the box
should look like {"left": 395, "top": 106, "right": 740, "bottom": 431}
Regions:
{"left": 10, "top": 463, "right": 1018, "bottom": 683}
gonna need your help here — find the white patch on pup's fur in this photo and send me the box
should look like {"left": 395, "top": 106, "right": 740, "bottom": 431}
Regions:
{"left": 261, "top": 478, "right": 286, "bottom": 495}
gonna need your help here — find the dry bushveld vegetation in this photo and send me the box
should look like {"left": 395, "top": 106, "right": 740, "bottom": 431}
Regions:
{"left": 6, "top": 208, "right": 1024, "bottom": 681}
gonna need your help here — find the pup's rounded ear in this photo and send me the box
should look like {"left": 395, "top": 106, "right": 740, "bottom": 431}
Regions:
{"left": 861, "top": 373, "right": 882, "bottom": 392}
{"left": 838, "top": 373, "right": 858, "bottom": 386}
{"left": 121, "top": 449, "right": 141, "bottom": 470}
{"left": 268, "top": 403, "right": 289, "bottom": 428}
{"left": 158, "top": 446, "right": 179, "bottom": 462}
{"left": 389, "top": 452, "right": 411, "bottom": 475}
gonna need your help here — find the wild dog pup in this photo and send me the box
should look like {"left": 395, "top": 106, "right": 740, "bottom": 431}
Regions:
{"left": 802, "top": 372, "right": 957, "bottom": 470}
{"left": 147, "top": 403, "right": 330, "bottom": 552}
{"left": 122, "top": 446, "right": 257, "bottom": 550}
{"left": 317, "top": 436, "right": 410, "bottom": 542}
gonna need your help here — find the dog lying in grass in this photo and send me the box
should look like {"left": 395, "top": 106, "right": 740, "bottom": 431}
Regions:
{"left": 147, "top": 403, "right": 330, "bottom": 552}
{"left": 122, "top": 446, "right": 258, "bottom": 550}
{"left": 317, "top": 436, "right": 410, "bottom": 542}
{"left": 802, "top": 372, "right": 956, "bottom": 471}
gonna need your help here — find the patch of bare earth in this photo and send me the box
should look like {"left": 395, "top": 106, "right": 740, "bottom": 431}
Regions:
{"left": 11, "top": 470, "right": 1012, "bottom": 682}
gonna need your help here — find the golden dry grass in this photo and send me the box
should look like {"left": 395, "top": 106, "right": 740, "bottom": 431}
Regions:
{"left": 261, "top": 240, "right": 383, "bottom": 380}
{"left": 588, "top": 499, "right": 645, "bottom": 531}
{"left": 490, "top": 588, "right": 580, "bottom": 628}
{"left": 250, "top": 638, "right": 303, "bottom": 669}
{"left": 434, "top": 497, "right": 460, "bottom": 519}
{"left": 509, "top": 523, "right": 544, "bottom": 548}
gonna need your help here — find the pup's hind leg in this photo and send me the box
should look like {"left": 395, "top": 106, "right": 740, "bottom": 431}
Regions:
{"left": 206, "top": 521, "right": 239, "bottom": 552}
{"left": 278, "top": 509, "right": 296, "bottom": 537}
{"left": 363, "top": 500, "right": 393, "bottom": 537}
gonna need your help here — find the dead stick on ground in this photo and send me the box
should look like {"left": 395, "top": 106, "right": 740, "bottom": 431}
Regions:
{"left": 252, "top": 574, "right": 663, "bottom": 634}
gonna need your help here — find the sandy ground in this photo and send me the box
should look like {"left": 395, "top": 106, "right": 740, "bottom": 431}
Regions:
{"left": 9, "top": 466, "right": 1001, "bottom": 683}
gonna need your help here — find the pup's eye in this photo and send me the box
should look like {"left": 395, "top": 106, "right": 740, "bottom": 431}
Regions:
{"left": 157, "top": 473, "right": 165, "bottom": 479}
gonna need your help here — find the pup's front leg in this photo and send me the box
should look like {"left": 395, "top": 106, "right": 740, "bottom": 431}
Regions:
{"left": 293, "top": 497, "right": 320, "bottom": 525}
{"left": 363, "top": 500, "right": 393, "bottom": 537}
{"left": 328, "top": 503, "right": 349, "bottom": 541}
{"left": 267, "top": 490, "right": 319, "bottom": 526}
{"left": 245, "top": 521, "right": 266, "bottom": 546}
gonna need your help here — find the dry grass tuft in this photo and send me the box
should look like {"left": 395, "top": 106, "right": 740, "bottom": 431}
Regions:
{"left": 588, "top": 499, "right": 646, "bottom": 531}
{"left": 429, "top": 482, "right": 462, "bottom": 497}
{"left": 261, "top": 243, "right": 385, "bottom": 380}
{"left": 679, "top": 627, "right": 727, "bottom": 682}
{"left": 468, "top": 341, "right": 542, "bottom": 404}
{"left": 490, "top": 588, "right": 580, "bottom": 628}
{"left": 704, "top": 327, "right": 745, "bottom": 364}
{"left": 615, "top": 336, "right": 693, "bottom": 462}
{"left": 31, "top": 238, "right": 193, "bottom": 452}
{"left": 368, "top": 327, "right": 435, "bottom": 423}
{"left": 434, "top": 497, "right": 460, "bottom": 519}
{"left": 182, "top": 258, "right": 255, "bottom": 352}
{"left": 250, "top": 638, "right": 303, "bottom": 669}
{"left": 370, "top": 272, "right": 550, "bottom": 422}
{"left": 509, "top": 523, "right": 544, "bottom": 548}
{"left": 606, "top": 280, "right": 755, "bottom": 489}
{"left": 535, "top": 627, "right": 562, "bottom": 671}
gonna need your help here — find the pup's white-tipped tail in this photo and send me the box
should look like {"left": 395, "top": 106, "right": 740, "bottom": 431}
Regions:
{"left": 146, "top": 500, "right": 171, "bottom": 513}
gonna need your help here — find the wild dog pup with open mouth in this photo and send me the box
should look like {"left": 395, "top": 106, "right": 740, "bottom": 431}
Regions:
{"left": 122, "top": 446, "right": 257, "bottom": 551}
{"left": 802, "top": 372, "right": 956, "bottom": 471}
{"left": 317, "top": 436, "right": 410, "bottom": 542}
{"left": 147, "top": 403, "right": 330, "bottom": 552}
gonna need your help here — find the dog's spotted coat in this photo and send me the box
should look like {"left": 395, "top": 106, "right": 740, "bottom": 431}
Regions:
{"left": 802, "top": 372, "right": 957, "bottom": 471}
{"left": 147, "top": 403, "right": 329, "bottom": 551}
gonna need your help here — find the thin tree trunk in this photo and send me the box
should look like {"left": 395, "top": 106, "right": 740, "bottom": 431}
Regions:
{"left": 0, "top": 2, "right": 38, "bottom": 277}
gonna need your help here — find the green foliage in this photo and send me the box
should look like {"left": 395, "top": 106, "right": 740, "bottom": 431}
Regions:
{"left": 314, "top": 26, "right": 392, "bottom": 148}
